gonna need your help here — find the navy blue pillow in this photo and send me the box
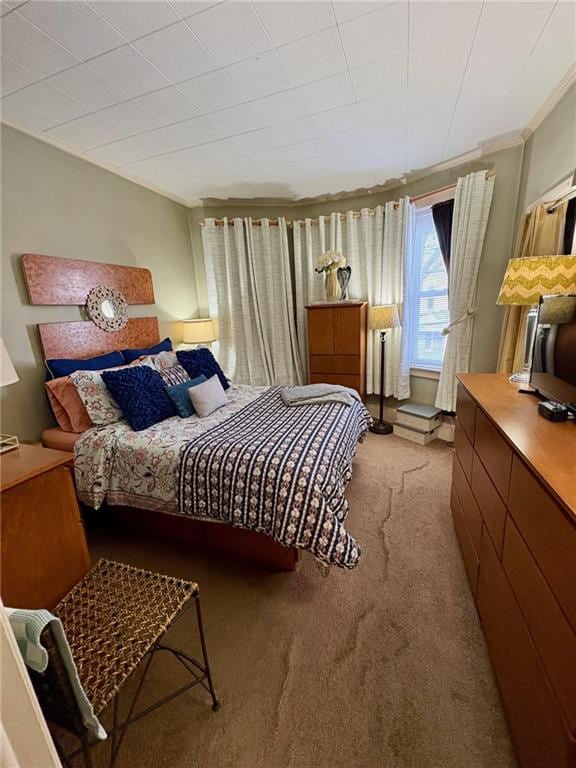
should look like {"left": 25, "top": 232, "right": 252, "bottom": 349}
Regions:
{"left": 121, "top": 337, "right": 173, "bottom": 363}
{"left": 167, "top": 375, "right": 207, "bottom": 418}
{"left": 176, "top": 348, "right": 230, "bottom": 391}
{"left": 101, "top": 366, "right": 176, "bottom": 431}
{"left": 46, "top": 350, "right": 124, "bottom": 380}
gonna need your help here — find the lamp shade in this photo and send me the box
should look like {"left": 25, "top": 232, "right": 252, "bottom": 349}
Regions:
{"left": 538, "top": 295, "right": 576, "bottom": 325}
{"left": 0, "top": 339, "right": 18, "bottom": 386}
{"left": 182, "top": 318, "right": 218, "bottom": 344}
{"left": 497, "top": 255, "right": 576, "bottom": 305}
{"left": 368, "top": 304, "right": 400, "bottom": 330}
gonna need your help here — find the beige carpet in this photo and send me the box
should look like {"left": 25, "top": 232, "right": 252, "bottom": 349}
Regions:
{"left": 86, "top": 434, "right": 517, "bottom": 768}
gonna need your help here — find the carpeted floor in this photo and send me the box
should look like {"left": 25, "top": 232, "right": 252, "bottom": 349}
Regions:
{"left": 86, "top": 434, "right": 517, "bottom": 768}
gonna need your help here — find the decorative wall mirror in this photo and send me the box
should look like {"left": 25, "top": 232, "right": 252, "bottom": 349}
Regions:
{"left": 85, "top": 285, "right": 128, "bottom": 332}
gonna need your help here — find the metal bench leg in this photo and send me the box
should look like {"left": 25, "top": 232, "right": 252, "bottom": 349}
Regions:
{"left": 194, "top": 595, "right": 220, "bottom": 711}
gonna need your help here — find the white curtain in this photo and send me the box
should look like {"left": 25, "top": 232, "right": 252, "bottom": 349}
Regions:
{"left": 293, "top": 200, "right": 413, "bottom": 399}
{"left": 293, "top": 213, "right": 344, "bottom": 378}
{"left": 435, "top": 171, "right": 495, "bottom": 411}
{"left": 381, "top": 198, "right": 414, "bottom": 400}
{"left": 202, "top": 217, "right": 304, "bottom": 386}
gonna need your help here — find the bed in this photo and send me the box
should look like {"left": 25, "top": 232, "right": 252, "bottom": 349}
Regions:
{"left": 74, "top": 382, "right": 370, "bottom": 568}
{"left": 26, "top": 253, "right": 371, "bottom": 571}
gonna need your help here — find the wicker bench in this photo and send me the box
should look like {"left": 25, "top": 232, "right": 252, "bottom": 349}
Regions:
{"left": 30, "top": 559, "right": 220, "bottom": 768}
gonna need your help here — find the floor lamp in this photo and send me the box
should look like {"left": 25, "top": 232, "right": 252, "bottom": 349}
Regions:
{"left": 497, "top": 255, "right": 576, "bottom": 382}
{"left": 368, "top": 304, "right": 400, "bottom": 435}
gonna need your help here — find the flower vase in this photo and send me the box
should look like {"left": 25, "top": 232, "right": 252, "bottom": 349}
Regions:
{"left": 325, "top": 270, "right": 340, "bottom": 302}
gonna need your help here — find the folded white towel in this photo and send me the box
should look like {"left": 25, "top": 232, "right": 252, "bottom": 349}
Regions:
{"left": 7, "top": 607, "right": 107, "bottom": 740}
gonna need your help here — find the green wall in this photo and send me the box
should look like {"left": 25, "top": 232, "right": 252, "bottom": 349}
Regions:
{"left": 1, "top": 125, "right": 198, "bottom": 442}
{"left": 516, "top": 82, "right": 576, "bottom": 215}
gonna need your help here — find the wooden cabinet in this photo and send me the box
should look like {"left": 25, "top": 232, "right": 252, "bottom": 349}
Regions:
{"left": 1, "top": 444, "right": 91, "bottom": 609}
{"left": 452, "top": 374, "right": 576, "bottom": 768}
{"left": 306, "top": 302, "right": 367, "bottom": 397}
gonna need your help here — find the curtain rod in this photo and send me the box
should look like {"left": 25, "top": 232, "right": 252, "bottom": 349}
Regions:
{"left": 546, "top": 185, "right": 576, "bottom": 213}
{"left": 201, "top": 171, "right": 496, "bottom": 227}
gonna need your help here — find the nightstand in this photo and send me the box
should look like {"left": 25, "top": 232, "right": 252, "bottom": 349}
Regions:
{"left": 1, "top": 444, "right": 91, "bottom": 609}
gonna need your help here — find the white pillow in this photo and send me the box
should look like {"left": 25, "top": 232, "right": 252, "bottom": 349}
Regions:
{"left": 187, "top": 374, "right": 228, "bottom": 418}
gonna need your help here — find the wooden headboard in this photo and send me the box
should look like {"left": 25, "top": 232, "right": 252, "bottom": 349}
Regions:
{"left": 38, "top": 318, "right": 160, "bottom": 359}
{"left": 22, "top": 253, "right": 155, "bottom": 305}
{"left": 22, "top": 254, "right": 161, "bottom": 360}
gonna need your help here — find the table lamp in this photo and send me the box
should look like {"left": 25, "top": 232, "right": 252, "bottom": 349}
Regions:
{"left": 181, "top": 318, "right": 218, "bottom": 347}
{"left": 0, "top": 339, "right": 19, "bottom": 453}
{"left": 497, "top": 255, "right": 576, "bottom": 382}
{"left": 368, "top": 304, "right": 400, "bottom": 435}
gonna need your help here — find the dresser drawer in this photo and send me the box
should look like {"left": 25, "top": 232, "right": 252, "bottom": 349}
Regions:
{"left": 1, "top": 465, "right": 90, "bottom": 609}
{"left": 310, "top": 355, "right": 361, "bottom": 374}
{"left": 452, "top": 455, "right": 482, "bottom": 556}
{"left": 503, "top": 516, "right": 576, "bottom": 734}
{"left": 477, "top": 531, "right": 576, "bottom": 768}
{"left": 471, "top": 452, "right": 507, "bottom": 556}
{"left": 333, "top": 307, "right": 362, "bottom": 355}
{"left": 474, "top": 409, "right": 513, "bottom": 502}
{"left": 454, "top": 417, "right": 473, "bottom": 482}
{"left": 309, "top": 373, "right": 361, "bottom": 391}
{"left": 508, "top": 456, "right": 576, "bottom": 633}
{"left": 307, "top": 308, "right": 334, "bottom": 355}
{"left": 456, "top": 383, "right": 476, "bottom": 443}
{"left": 451, "top": 483, "right": 479, "bottom": 594}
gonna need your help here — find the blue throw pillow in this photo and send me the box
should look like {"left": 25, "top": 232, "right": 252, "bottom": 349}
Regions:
{"left": 167, "top": 375, "right": 207, "bottom": 418}
{"left": 101, "top": 366, "right": 176, "bottom": 431}
{"left": 121, "top": 337, "right": 173, "bottom": 363}
{"left": 176, "top": 348, "right": 230, "bottom": 390}
{"left": 45, "top": 350, "right": 124, "bottom": 380}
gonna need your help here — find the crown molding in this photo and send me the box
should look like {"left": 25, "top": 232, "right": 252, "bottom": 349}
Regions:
{"left": 1, "top": 120, "right": 190, "bottom": 208}
{"left": 522, "top": 63, "right": 576, "bottom": 140}
{"left": 199, "top": 132, "right": 525, "bottom": 210}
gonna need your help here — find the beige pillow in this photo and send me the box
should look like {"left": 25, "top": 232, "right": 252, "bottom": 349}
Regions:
{"left": 187, "top": 374, "right": 228, "bottom": 418}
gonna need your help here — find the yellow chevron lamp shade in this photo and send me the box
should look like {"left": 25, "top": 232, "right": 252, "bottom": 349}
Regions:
{"left": 497, "top": 256, "right": 576, "bottom": 306}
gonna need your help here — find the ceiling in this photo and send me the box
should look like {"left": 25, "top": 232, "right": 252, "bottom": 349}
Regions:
{"left": 1, "top": 1, "right": 574, "bottom": 205}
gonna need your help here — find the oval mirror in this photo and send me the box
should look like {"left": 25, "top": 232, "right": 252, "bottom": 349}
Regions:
{"left": 101, "top": 299, "right": 116, "bottom": 319}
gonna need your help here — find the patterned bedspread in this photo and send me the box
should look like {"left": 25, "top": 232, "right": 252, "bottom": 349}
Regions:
{"left": 75, "top": 384, "right": 371, "bottom": 568}
{"left": 74, "top": 384, "right": 267, "bottom": 513}
{"left": 178, "top": 387, "right": 371, "bottom": 568}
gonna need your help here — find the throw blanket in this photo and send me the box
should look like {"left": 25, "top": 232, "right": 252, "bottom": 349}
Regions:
{"left": 178, "top": 386, "right": 371, "bottom": 569}
{"left": 7, "top": 608, "right": 106, "bottom": 740}
{"left": 281, "top": 383, "right": 361, "bottom": 408}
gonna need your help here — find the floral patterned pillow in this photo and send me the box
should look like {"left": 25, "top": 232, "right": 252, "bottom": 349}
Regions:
{"left": 70, "top": 369, "right": 124, "bottom": 426}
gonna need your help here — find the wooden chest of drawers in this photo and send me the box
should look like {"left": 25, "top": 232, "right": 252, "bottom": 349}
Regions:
{"left": 452, "top": 374, "right": 576, "bottom": 768}
{"left": 305, "top": 301, "right": 367, "bottom": 397}
{"left": 1, "top": 444, "right": 91, "bottom": 609}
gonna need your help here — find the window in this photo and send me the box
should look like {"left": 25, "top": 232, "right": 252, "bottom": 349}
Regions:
{"left": 408, "top": 207, "right": 449, "bottom": 371}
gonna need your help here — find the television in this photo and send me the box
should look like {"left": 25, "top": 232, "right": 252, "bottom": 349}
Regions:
{"left": 530, "top": 294, "right": 576, "bottom": 404}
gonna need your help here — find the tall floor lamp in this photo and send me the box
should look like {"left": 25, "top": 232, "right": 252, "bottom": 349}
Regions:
{"left": 497, "top": 255, "right": 576, "bottom": 382}
{"left": 368, "top": 304, "right": 400, "bottom": 435}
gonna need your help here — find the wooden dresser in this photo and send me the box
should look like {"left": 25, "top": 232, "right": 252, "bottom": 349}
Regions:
{"left": 452, "top": 374, "right": 576, "bottom": 768}
{"left": 1, "top": 444, "right": 91, "bottom": 609}
{"left": 305, "top": 301, "right": 367, "bottom": 397}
